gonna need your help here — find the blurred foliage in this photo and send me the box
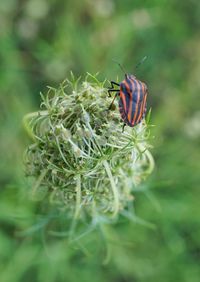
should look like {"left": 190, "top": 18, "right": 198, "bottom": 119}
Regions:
{"left": 0, "top": 0, "right": 200, "bottom": 281}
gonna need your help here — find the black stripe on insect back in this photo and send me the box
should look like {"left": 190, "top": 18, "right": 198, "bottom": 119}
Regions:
{"left": 125, "top": 76, "right": 135, "bottom": 124}
{"left": 121, "top": 83, "right": 130, "bottom": 112}
{"left": 138, "top": 83, "right": 146, "bottom": 124}
{"left": 126, "top": 77, "right": 134, "bottom": 93}
{"left": 127, "top": 77, "right": 138, "bottom": 124}
{"left": 134, "top": 80, "right": 143, "bottom": 123}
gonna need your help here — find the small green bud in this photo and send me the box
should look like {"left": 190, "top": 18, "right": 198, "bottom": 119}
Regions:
{"left": 61, "top": 127, "right": 71, "bottom": 140}
{"left": 54, "top": 124, "right": 62, "bottom": 135}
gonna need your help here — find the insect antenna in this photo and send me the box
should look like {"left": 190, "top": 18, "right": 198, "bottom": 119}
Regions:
{"left": 112, "top": 59, "right": 127, "bottom": 75}
{"left": 135, "top": 56, "right": 147, "bottom": 69}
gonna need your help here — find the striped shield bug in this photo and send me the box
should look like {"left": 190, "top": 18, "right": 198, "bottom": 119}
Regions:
{"left": 108, "top": 57, "right": 148, "bottom": 131}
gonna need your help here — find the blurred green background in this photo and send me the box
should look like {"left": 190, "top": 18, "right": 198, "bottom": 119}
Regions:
{"left": 1, "top": 0, "right": 200, "bottom": 281}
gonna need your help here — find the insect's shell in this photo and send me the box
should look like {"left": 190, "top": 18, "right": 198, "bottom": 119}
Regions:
{"left": 119, "top": 74, "right": 148, "bottom": 127}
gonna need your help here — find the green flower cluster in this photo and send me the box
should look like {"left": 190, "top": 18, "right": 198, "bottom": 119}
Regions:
{"left": 24, "top": 73, "right": 154, "bottom": 222}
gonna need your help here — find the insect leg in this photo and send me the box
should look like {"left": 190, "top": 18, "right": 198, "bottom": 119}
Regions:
{"left": 109, "top": 81, "right": 120, "bottom": 88}
{"left": 122, "top": 123, "right": 126, "bottom": 132}
{"left": 108, "top": 81, "right": 120, "bottom": 97}
{"left": 108, "top": 89, "right": 119, "bottom": 96}
{"left": 108, "top": 92, "right": 119, "bottom": 110}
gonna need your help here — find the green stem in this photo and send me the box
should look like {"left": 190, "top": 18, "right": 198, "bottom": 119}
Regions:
{"left": 138, "top": 143, "right": 155, "bottom": 175}
{"left": 103, "top": 160, "right": 119, "bottom": 217}
{"left": 68, "top": 174, "right": 82, "bottom": 240}
{"left": 32, "top": 169, "right": 48, "bottom": 198}
{"left": 23, "top": 110, "right": 48, "bottom": 141}
{"left": 98, "top": 223, "right": 111, "bottom": 265}
{"left": 74, "top": 174, "right": 82, "bottom": 219}
{"left": 145, "top": 149, "right": 155, "bottom": 175}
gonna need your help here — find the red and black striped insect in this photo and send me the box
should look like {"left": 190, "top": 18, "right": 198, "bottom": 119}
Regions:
{"left": 108, "top": 58, "right": 148, "bottom": 130}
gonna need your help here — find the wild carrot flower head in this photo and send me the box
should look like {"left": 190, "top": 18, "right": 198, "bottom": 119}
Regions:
{"left": 24, "top": 73, "right": 154, "bottom": 224}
